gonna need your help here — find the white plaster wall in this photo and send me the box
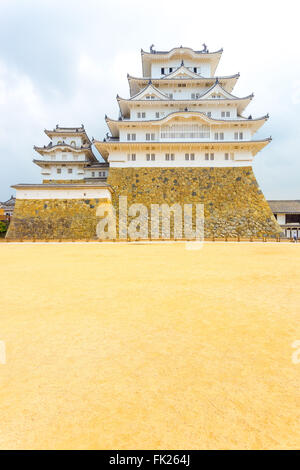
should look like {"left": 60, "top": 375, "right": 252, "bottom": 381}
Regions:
{"left": 52, "top": 136, "right": 83, "bottom": 146}
{"left": 41, "top": 165, "right": 85, "bottom": 179}
{"left": 277, "top": 214, "right": 286, "bottom": 224}
{"left": 85, "top": 169, "right": 108, "bottom": 178}
{"left": 41, "top": 151, "right": 87, "bottom": 161}
{"left": 129, "top": 104, "right": 238, "bottom": 120}
{"left": 151, "top": 61, "right": 211, "bottom": 78}
{"left": 108, "top": 150, "right": 253, "bottom": 167}
{"left": 119, "top": 126, "right": 251, "bottom": 142}
{"left": 16, "top": 187, "right": 111, "bottom": 200}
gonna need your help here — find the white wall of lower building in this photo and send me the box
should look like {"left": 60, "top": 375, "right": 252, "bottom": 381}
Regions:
{"left": 276, "top": 214, "right": 286, "bottom": 225}
{"left": 15, "top": 187, "right": 112, "bottom": 200}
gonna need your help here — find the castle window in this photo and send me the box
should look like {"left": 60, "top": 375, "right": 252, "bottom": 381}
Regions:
{"left": 146, "top": 133, "right": 155, "bottom": 141}
{"left": 127, "top": 154, "right": 136, "bottom": 161}
{"left": 207, "top": 112, "right": 211, "bottom": 118}
{"left": 234, "top": 132, "right": 243, "bottom": 140}
{"left": 193, "top": 67, "right": 197, "bottom": 73}
{"left": 210, "top": 153, "right": 214, "bottom": 160}
{"left": 226, "top": 111, "right": 230, "bottom": 117}
{"left": 161, "top": 123, "right": 210, "bottom": 139}
{"left": 146, "top": 154, "right": 150, "bottom": 161}
{"left": 161, "top": 67, "right": 165, "bottom": 75}
{"left": 165, "top": 153, "right": 170, "bottom": 161}
{"left": 171, "top": 153, "right": 175, "bottom": 161}
{"left": 225, "top": 153, "right": 229, "bottom": 160}
{"left": 92, "top": 172, "right": 95, "bottom": 177}
{"left": 127, "top": 133, "right": 136, "bottom": 141}
{"left": 169, "top": 68, "right": 173, "bottom": 73}
{"left": 214, "top": 132, "right": 224, "bottom": 140}
{"left": 68, "top": 168, "right": 73, "bottom": 174}
{"left": 155, "top": 112, "right": 159, "bottom": 118}
{"left": 185, "top": 153, "right": 189, "bottom": 161}
{"left": 205, "top": 153, "right": 209, "bottom": 160}
{"left": 151, "top": 154, "right": 155, "bottom": 161}
{"left": 57, "top": 168, "right": 61, "bottom": 174}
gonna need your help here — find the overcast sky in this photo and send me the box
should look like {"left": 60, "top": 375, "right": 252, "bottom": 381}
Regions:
{"left": 0, "top": 0, "right": 299, "bottom": 201}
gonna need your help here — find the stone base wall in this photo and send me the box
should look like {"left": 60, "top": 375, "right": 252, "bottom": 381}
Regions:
{"left": 107, "top": 166, "right": 282, "bottom": 238}
{"left": 6, "top": 198, "right": 110, "bottom": 239}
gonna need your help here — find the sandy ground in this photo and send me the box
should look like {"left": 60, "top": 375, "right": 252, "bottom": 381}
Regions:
{"left": 0, "top": 242, "right": 299, "bottom": 450}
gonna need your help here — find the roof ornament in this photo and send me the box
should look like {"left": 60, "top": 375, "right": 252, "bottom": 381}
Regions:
{"left": 215, "top": 77, "right": 219, "bottom": 84}
{"left": 202, "top": 43, "right": 208, "bottom": 53}
{"left": 148, "top": 79, "right": 152, "bottom": 84}
{"left": 181, "top": 60, "right": 184, "bottom": 66}
{"left": 150, "top": 44, "right": 155, "bottom": 53}
{"left": 184, "top": 107, "right": 188, "bottom": 112}
{"left": 56, "top": 124, "right": 59, "bottom": 129}
{"left": 248, "top": 115, "right": 252, "bottom": 119}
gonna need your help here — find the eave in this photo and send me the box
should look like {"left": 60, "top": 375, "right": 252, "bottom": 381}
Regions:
{"left": 94, "top": 138, "right": 271, "bottom": 161}
{"left": 34, "top": 144, "right": 98, "bottom": 161}
{"left": 141, "top": 47, "right": 223, "bottom": 77}
{"left": 44, "top": 126, "right": 92, "bottom": 144}
{"left": 128, "top": 73, "right": 240, "bottom": 95}
{"left": 106, "top": 112, "right": 269, "bottom": 138}
{"left": 12, "top": 183, "right": 113, "bottom": 193}
{"left": 33, "top": 159, "right": 88, "bottom": 168}
{"left": 117, "top": 94, "right": 254, "bottom": 118}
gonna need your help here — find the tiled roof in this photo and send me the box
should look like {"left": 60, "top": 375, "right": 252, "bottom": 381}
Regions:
{"left": 268, "top": 200, "right": 300, "bottom": 213}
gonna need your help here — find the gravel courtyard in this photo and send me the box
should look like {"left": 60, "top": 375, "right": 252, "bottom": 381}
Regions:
{"left": 0, "top": 242, "right": 299, "bottom": 449}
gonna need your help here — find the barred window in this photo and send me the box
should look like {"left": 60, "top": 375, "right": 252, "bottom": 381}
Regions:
{"left": 161, "top": 123, "right": 210, "bottom": 139}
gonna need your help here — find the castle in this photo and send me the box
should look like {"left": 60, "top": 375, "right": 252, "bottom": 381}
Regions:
{"left": 7, "top": 45, "right": 281, "bottom": 239}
